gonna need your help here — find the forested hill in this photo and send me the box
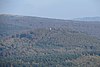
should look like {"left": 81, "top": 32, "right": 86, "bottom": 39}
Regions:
{"left": 0, "top": 14, "right": 100, "bottom": 38}
{"left": 0, "top": 14, "right": 100, "bottom": 67}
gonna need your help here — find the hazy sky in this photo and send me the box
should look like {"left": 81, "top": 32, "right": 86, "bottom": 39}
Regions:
{"left": 0, "top": 0, "right": 100, "bottom": 19}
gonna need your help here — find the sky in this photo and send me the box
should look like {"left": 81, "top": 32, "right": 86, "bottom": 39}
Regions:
{"left": 0, "top": 0, "right": 100, "bottom": 19}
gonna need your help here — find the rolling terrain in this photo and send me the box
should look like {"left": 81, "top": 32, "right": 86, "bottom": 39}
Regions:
{"left": 0, "top": 14, "right": 100, "bottom": 67}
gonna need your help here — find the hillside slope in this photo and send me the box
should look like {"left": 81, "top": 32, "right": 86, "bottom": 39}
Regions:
{"left": 1, "top": 14, "right": 100, "bottom": 39}
{"left": 0, "top": 14, "right": 100, "bottom": 67}
{"left": 0, "top": 28, "right": 100, "bottom": 67}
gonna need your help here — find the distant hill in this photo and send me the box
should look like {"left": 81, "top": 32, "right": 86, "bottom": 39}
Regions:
{"left": 1, "top": 14, "right": 100, "bottom": 39}
{"left": 0, "top": 14, "right": 72, "bottom": 38}
{"left": 74, "top": 17, "right": 100, "bottom": 21}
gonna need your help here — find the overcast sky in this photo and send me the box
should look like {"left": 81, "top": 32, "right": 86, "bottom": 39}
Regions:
{"left": 0, "top": 0, "right": 100, "bottom": 19}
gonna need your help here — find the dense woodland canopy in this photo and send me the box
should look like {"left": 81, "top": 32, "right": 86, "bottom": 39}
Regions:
{"left": 0, "top": 14, "right": 100, "bottom": 67}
